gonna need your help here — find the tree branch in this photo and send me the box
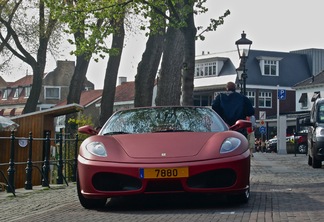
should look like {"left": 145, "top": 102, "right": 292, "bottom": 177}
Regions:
{"left": 166, "top": 0, "right": 180, "bottom": 21}
{"left": 0, "top": 16, "right": 36, "bottom": 65}
{"left": 141, "top": 0, "right": 171, "bottom": 21}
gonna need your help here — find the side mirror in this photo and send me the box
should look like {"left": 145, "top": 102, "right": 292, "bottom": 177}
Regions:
{"left": 78, "top": 125, "right": 98, "bottom": 135}
{"left": 229, "top": 120, "right": 252, "bottom": 131}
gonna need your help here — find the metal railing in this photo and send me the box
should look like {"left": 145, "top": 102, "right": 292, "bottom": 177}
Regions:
{"left": 0, "top": 131, "right": 80, "bottom": 196}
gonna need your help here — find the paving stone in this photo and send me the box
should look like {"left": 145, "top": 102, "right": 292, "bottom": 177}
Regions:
{"left": 0, "top": 153, "right": 323, "bottom": 222}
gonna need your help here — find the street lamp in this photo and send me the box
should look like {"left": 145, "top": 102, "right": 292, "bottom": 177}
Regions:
{"left": 235, "top": 31, "right": 252, "bottom": 95}
{"left": 236, "top": 59, "right": 244, "bottom": 94}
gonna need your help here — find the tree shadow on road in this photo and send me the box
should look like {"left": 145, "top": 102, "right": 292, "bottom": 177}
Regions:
{"left": 97, "top": 184, "right": 324, "bottom": 214}
{"left": 100, "top": 193, "right": 247, "bottom": 212}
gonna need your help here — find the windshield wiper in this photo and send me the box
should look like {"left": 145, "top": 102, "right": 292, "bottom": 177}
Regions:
{"left": 104, "top": 131, "right": 129, "bottom": 135}
{"left": 153, "top": 129, "right": 193, "bottom": 133}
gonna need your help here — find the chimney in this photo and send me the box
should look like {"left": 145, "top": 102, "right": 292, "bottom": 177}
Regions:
{"left": 56, "top": 60, "right": 75, "bottom": 75}
{"left": 118, "top": 76, "right": 127, "bottom": 85}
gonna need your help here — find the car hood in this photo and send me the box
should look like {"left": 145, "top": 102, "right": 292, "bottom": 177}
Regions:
{"left": 112, "top": 132, "right": 216, "bottom": 158}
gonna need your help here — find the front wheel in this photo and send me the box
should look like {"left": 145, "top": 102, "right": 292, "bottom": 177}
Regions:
{"left": 308, "top": 155, "right": 312, "bottom": 166}
{"left": 77, "top": 173, "right": 107, "bottom": 209}
{"left": 312, "top": 157, "right": 322, "bottom": 168}
{"left": 229, "top": 187, "right": 250, "bottom": 204}
{"left": 238, "top": 188, "right": 250, "bottom": 203}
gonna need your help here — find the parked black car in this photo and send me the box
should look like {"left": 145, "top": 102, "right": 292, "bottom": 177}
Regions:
{"left": 265, "top": 136, "right": 289, "bottom": 153}
{"left": 265, "top": 137, "right": 278, "bottom": 153}
{"left": 301, "top": 98, "right": 324, "bottom": 168}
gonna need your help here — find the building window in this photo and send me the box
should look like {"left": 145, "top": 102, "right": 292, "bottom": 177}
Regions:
{"left": 195, "top": 64, "right": 204, "bottom": 77}
{"left": 2, "top": 89, "right": 9, "bottom": 100}
{"left": 13, "top": 88, "right": 19, "bottom": 99}
{"left": 195, "top": 62, "right": 217, "bottom": 77}
{"left": 258, "top": 91, "right": 272, "bottom": 108}
{"left": 44, "top": 86, "right": 60, "bottom": 99}
{"left": 257, "top": 57, "right": 282, "bottom": 76}
{"left": 246, "top": 91, "right": 256, "bottom": 107}
{"left": 263, "top": 60, "right": 278, "bottom": 76}
{"left": 299, "top": 93, "right": 308, "bottom": 108}
{"left": 193, "top": 95, "right": 213, "bottom": 106}
{"left": 208, "top": 62, "right": 216, "bottom": 76}
{"left": 25, "top": 86, "right": 31, "bottom": 98}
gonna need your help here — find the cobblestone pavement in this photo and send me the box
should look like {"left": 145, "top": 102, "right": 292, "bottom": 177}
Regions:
{"left": 1, "top": 153, "right": 324, "bottom": 222}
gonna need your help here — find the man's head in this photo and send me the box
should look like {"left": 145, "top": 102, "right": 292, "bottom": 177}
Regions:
{"left": 226, "top": 82, "right": 236, "bottom": 92}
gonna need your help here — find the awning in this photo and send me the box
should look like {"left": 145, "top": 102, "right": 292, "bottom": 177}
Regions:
{"left": 299, "top": 93, "right": 307, "bottom": 103}
{"left": 311, "top": 91, "right": 321, "bottom": 102}
{"left": 3, "top": 108, "right": 15, "bottom": 116}
{"left": 14, "top": 107, "right": 24, "bottom": 116}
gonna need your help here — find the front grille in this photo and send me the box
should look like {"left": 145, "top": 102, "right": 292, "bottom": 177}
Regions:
{"left": 145, "top": 179, "right": 183, "bottom": 192}
{"left": 92, "top": 172, "right": 142, "bottom": 192}
{"left": 187, "top": 169, "right": 236, "bottom": 188}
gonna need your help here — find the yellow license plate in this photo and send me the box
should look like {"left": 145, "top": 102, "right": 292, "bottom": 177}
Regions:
{"left": 140, "top": 167, "right": 189, "bottom": 179}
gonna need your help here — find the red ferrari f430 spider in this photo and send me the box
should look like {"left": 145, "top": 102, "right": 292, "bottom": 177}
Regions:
{"left": 77, "top": 106, "right": 252, "bottom": 209}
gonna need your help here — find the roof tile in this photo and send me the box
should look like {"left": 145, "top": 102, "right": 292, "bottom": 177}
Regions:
{"left": 115, "top": 81, "right": 135, "bottom": 102}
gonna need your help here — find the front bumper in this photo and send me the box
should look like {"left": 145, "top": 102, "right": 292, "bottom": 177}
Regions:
{"left": 77, "top": 150, "right": 251, "bottom": 199}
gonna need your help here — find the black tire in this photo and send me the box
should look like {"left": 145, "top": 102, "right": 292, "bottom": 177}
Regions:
{"left": 229, "top": 187, "right": 250, "bottom": 204}
{"left": 308, "top": 155, "right": 312, "bottom": 166}
{"left": 312, "top": 157, "right": 322, "bottom": 168}
{"left": 238, "top": 188, "right": 250, "bottom": 203}
{"left": 77, "top": 173, "right": 107, "bottom": 209}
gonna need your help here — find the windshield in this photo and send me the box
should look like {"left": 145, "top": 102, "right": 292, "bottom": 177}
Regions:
{"left": 318, "top": 105, "right": 324, "bottom": 123}
{"left": 100, "top": 107, "right": 227, "bottom": 135}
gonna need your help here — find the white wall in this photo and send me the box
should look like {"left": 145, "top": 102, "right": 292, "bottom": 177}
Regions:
{"left": 295, "top": 87, "right": 324, "bottom": 112}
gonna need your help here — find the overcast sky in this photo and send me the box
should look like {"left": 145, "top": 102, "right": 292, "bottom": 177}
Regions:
{"left": 2, "top": 0, "right": 324, "bottom": 89}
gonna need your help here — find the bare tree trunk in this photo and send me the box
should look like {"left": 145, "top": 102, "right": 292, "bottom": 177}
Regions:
{"left": 99, "top": 18, "right": 125, "bottom": 127}
{"left": 65, "top": 29, "right": 91, "bottom": 135}
{"left": 155, "top": 27, "right": 184, "bottom": 106}
{"left": 24, "top": 64, "right": 45, "bottom": 113}
{"left": 181, "top": 0, "right": 196, "bottom": 106}
{"left": 64, "top": 53, "right": 90, "bottom": 135}
{"left": 134, "top": 23, "right": 165, "bottom": 107}
{"left": 66, "top": 53, "right": 89, "bottom": 105}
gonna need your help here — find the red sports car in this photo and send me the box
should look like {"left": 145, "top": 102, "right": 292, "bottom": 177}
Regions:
{"left": 77, "top": 106, "right": 252, "bottom": 209}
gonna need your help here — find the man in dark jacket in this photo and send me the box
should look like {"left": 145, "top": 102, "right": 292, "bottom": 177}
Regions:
{"left": 212, "top": 82, "right": 255, "bottom": 126}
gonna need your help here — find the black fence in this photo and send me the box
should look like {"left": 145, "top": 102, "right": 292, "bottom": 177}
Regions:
{"left": 0, "top": 131, "right": 80, "bottom": 196}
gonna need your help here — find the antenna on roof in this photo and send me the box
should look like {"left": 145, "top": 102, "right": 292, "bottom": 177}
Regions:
{"left": 26, "top": 69, "right": 28, "bottom": 76}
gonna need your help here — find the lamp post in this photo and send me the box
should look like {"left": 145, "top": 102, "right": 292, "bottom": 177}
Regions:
{"left": 236, "top": 59, "right": 244, "bottom": 94}
{"left": 235, "top": 31, "right": 252, "bottom": 95}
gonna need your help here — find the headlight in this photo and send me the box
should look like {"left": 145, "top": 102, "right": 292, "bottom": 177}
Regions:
{"left": 86, "top": 142, "right": 107, "bottom": 157}
{"left": 220, "top": 137, "right": 241, "bottom": 154}
{"left": 315, "top": 127, "right": 324, "bottom": 137}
